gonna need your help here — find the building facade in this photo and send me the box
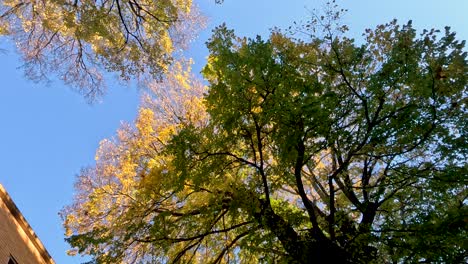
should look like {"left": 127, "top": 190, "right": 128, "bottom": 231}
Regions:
{"left": 0, "top": 184, "right": 54, "bottom": 264}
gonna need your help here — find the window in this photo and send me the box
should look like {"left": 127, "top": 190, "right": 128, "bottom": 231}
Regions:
{"left": 8, "top": 256, "right": 18, "bottom": 264}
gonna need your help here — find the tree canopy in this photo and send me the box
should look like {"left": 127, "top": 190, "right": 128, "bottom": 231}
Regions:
{"left": 61, "top": 15, "right": 467, "bottom": 263}
{"left": 0, "top": 0, "right": 204, "bottom": 99}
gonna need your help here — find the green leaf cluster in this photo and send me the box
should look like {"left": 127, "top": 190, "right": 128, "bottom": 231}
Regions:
{"left": 63, "top": 17, "right": 467, "bottom": 264}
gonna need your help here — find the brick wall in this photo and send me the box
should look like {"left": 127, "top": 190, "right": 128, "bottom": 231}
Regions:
{"left": 0, "top": 184, "right": 54, "bottom": 264}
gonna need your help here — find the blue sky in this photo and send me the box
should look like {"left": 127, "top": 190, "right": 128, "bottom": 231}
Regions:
{"left": 0, "top": 1, "right": 466, "bottom": 263}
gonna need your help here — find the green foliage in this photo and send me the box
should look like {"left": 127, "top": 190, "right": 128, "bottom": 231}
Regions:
{"left": 63, "top": 15, "right": 466, "bottom": 264}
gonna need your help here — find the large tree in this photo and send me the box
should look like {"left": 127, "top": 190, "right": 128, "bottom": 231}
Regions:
{"left": 0, "top": 0, "right": 204, "bottom": 99}
{"left": 62, "top": 19, "right": 467, "bottom": 263}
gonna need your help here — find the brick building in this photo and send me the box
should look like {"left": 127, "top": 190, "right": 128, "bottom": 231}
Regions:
{"left": 0, "top": 184, "right": 54, "bottom": 264}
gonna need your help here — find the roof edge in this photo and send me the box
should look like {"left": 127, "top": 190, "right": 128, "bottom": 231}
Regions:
{"left": 0, "top": 183, "right": 55, "bottom": 264}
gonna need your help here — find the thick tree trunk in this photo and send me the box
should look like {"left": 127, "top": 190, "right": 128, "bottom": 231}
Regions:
{"left": 255, "top": 201, "right": 351, "bottom": 263}
{"left": 295, "top": 238, "right": 351, "bottom": 264}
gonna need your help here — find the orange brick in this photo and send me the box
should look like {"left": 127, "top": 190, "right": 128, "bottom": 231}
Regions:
{"left": 0, "top": 184, "right": 54, "bottom": 264}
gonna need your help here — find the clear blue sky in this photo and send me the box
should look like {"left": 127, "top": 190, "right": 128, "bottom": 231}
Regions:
{"left": 0, "top": 1, "right": 466, "bottom": 263}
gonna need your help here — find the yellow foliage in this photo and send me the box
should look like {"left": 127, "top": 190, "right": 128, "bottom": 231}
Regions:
{"left": 0, "top": 22, "right": 9, "bottom": 35}
{"left": 135, "top": 108, "right": 156, "bottom": 136}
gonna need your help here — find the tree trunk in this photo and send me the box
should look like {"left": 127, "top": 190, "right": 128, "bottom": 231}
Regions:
{"left": 256, "top": 201, "right": 351, "bottom": 263}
